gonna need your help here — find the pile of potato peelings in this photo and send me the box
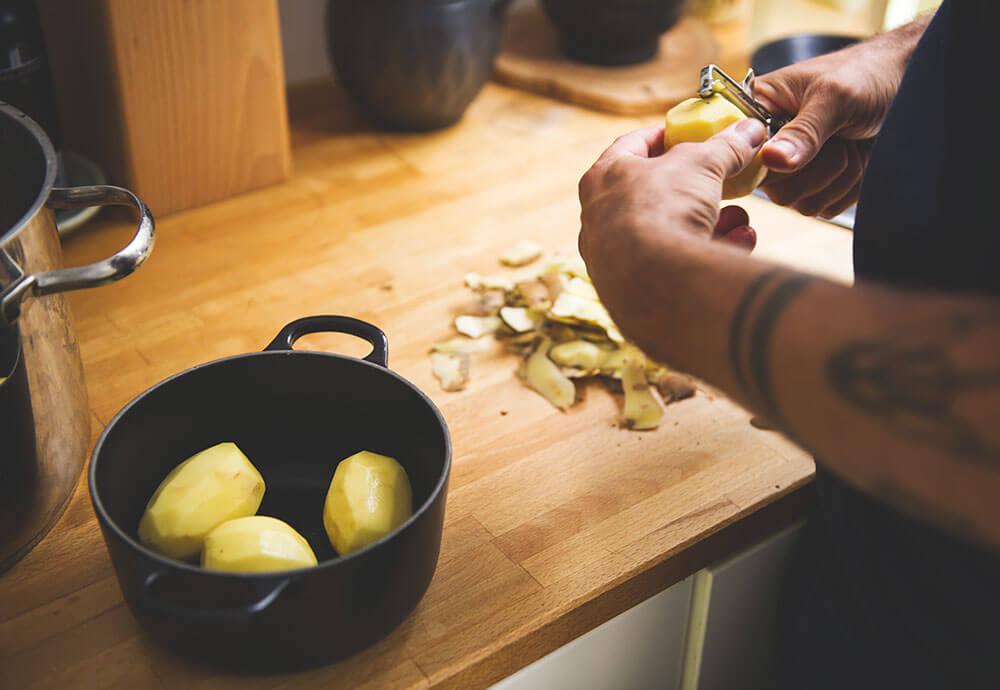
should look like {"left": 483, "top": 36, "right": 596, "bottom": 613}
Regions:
{"left": 430, "top": 241, "right": 696, "bottom": 430}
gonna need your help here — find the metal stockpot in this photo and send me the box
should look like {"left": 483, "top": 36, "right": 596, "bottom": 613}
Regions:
{"left": 0, "top": 102, "right": 154, "bottom": 571}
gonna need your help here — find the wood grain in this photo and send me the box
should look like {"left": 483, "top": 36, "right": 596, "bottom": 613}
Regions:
{"left": 38, "top": 0, "right": 292, "bottom": 216}
{"left": 0, "top": 80, "right": 852, "bottom": 689}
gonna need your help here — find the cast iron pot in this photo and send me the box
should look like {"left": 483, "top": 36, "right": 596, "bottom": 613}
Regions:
{"left": 90, "top": 316, "right": 451, "bottom": 670}
{"left": 0, "top": 101, "right": 154, "bottom": 572}
{"left": 327, "top": 0, "right": 509, "bottom": 132}
{"left": 540, "top": 0, "right": 686, "bottom": 67}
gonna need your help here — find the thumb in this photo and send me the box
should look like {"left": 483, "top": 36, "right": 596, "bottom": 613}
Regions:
{"left": 700, "top": 119, "right": 766, "bottom": 181}
{"left": 762, "top": 91, "right": 843, "bottom": 172}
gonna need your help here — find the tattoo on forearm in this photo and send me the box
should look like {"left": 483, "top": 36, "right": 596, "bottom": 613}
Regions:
{"left": 729, "top": 269, "right": 817, "bottom": 426}
{"left": 827, "top": 312, "right": 1000, "bottom": 464}
{"left": 731, "top": 272, "right": 1000, "bottom": 468}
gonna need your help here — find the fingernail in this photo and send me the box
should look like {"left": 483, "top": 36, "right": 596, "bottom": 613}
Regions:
{"left": 734, "top": 119, "right": 766, "bottom": 147}
{"left": 766, "top": 137, "right": 798, "bottom": 164}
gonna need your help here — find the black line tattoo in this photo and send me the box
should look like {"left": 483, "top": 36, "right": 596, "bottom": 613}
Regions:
{"left": 827, "top": 312, "right": 1000, "bottom": 464}
{"left": 729, "top": 270, "right": 816, "bottom": 426}
{"left": 728, "top": 268, "right": 780, "bottom": 399}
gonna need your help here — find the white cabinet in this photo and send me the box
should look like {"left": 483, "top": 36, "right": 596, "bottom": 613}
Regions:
{"left": 680, "top": 523, "right": 805, "bottom": 690}
{"left": 489, "top": 522, "right": 804, "bottom": 690}
{"left": 489, "top": 576, "right": 694, "bottom": 690}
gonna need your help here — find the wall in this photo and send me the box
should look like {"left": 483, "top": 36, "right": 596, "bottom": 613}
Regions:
{"left": 278, "top": 0, "right": 332, "bottom": 85}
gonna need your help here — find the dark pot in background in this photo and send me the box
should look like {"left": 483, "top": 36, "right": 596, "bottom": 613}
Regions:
{"left": 540, "top": 0, "right": 686, "bottom": 67}
{"left": 751, "top": 34, "right": 859, "bottom": 76}
{"left": 90, "top": 317, "right": 451, "bottom": 671}
{"left": 327, "top": 0, "right": 509, "bottom": 132}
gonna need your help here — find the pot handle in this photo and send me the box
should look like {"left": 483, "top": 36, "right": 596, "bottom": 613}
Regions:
{"left": 138, "top": 570, "right": 291, "bottom": 625}
{"left": 0, "top": 185, "right": 155, "bottom": 323}
{"left": 264, "top": 315, "right": 389, "bottom": 368}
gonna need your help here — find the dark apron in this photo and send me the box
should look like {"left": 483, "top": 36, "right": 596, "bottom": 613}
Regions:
{"left": 776, "top": 2, "right": 1000, "bottom": 688}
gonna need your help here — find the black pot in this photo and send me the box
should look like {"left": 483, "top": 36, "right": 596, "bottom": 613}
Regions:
{"left": 751, "top": 34, "right": 859, "bottom": 76}
{"left": 327, "top": 0, "right": 508, "bottom": 132}
{"left": 539, "top": 0, "right": 686, "bottom": 67}
{"left": 89, "top": 316, "right": 451, "bottom": 671}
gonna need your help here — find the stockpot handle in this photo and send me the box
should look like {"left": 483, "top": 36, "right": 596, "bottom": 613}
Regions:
{"left": 0, "top": 185, "right": 155, "bottom": 323}
{"left": 265, "top": 315, "right": 389, "bottom": 368}
{"left": 138, "top": 570, "right": 291, "bottom": 625}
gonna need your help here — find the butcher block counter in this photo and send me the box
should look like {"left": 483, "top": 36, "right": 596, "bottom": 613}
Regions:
{"left": 0, "top": 82, "right": 852, "bottom": 689}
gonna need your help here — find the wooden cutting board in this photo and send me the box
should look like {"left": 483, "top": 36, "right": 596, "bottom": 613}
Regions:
{"left": 494, "top": 3, "right": 719, "bottom": 116}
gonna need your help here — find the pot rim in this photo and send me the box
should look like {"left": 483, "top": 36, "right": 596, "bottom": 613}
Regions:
{"left": 0, "top": 102, "right": 57, "bottom": 248}
{"left": 89, "top": 348, "right": 452, "bottom": 580}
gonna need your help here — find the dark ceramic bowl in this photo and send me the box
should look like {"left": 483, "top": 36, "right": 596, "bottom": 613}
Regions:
{"left": 327, "top": 0, "right": 509, "bottom": 132}
{"left": 540, "top": 0, "right": 686, "bottom": 66}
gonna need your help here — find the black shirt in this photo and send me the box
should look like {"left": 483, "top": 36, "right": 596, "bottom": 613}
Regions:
{"left": 779, "top": 2, "right": 1000, "bottom": 688}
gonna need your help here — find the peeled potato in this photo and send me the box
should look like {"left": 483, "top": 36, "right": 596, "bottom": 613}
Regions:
{"left": 323, "top": 451, "right": 413, "bottom": 556}
{"left": 138, "top": 442, "right": 265, "bottom": 561}
{"left": 665, "top": 95, "right": 768, "bottom": 199}
{"left": 202, "top": 516, "right": 317, "bottom": 573}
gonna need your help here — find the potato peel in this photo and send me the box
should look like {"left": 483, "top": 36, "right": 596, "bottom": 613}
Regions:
{"left": 463, "top": 289, "right": 505, "bottom": 316}
{"left": 431, "top": 352, "right": 470, "bottom": 392}
{"left": 500, "top": 306, "right": 543, "bottom": 334}
{"left": 465, "top": 272, "right": 514, "bottom": 292}
{"left": 515, "top": 280, "right": 552, "bottom": 310}
{"left": 549, "top": 340, "right": 607, "bottom": 370}
{"left": 621, "top": 349, "right": 664, "bottom": 430}
{"left": 435, "top": 251, "right": 695, "bottom": 428}
{"left": 455, "top": 315, "right": 502, "bottom": 338}
{"left": 500, "top": 240, "right": 544, "bottom": 267}
{"left": 524, "top": 338, "right": 576, "bottom": 411}
{"left": 650, "top": 369, "right": 697, "bottom": 403}
{"left": 430, "top": 337, "right": 491, "bottom": 355}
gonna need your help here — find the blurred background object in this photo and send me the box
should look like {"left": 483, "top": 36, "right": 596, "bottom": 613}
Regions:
{"left": 0, "top": 0, "right": 60, "bottom": 145}
{"left": 493, "top": 1, "right": 718, "bottom": 116}
{"left": 326, "top": 0, "right": 508, "bottom": 132}
{"left": 687, "top": 0, "right": 751, "bottom": 26}
{"left": 538, "top": 0, "right": 686, "bottom": 66}
{"left": 36, "top": 0, "right": 292, "bottom": 217}
{"left": 751, "top": 34, "right": 858, "bottom": 75}
{"left": 883, "top": 0, "right": 941, "bottom": 29}
{"left": 0, "top": 0, "right": 105, "bottom": 235}
{"left": 749, "top": 0, "right": 889, "bottom": 51}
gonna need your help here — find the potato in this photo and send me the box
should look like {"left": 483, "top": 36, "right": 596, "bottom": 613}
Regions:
{"left": 665, "top": 95, "right": 768, "bottom": 199}
{"left": 323, "top": 451, "right": 413, "bottom": 556}
{"left": 202, "top": 516, "right": 317, "bottom": 573}
{"left": 138, "top": 442, "right": 265, "bottom": 560}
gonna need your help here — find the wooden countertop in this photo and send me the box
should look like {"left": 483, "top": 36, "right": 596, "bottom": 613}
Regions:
{"left": 0, "top": 81, "right": 852, "bottom": 690}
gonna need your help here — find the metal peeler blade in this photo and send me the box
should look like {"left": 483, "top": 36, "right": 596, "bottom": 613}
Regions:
{"left": 698, "top": 64, "right": 788, "bottom": 136}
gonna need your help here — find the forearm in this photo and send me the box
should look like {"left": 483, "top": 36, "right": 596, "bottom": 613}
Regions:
{"left": 866, "top": 10, "right": 933, "bottom": 71}
{"left": 624, "top": 237, "right": 1000, "bottom": 547}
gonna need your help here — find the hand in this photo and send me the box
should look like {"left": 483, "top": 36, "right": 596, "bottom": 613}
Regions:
{"left": 755, "top": 39, "right": 910, "bottom": 218}
{"left": 578, "top": 120, "right": 765, "bottom": 342}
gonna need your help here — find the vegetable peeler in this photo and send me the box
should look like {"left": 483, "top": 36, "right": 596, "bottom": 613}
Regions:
{"left": 698, "top": 64, "right": 788, "bottom": 136}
